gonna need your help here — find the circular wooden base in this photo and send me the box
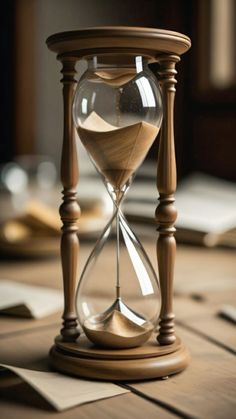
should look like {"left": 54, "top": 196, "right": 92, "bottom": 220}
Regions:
{"left": 50, "top": 334, "right": 190, "bottom": 381}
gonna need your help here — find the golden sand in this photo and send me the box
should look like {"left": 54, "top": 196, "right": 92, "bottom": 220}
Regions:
{"left": 77, "top": 112, "right": 160, "bottom": 189}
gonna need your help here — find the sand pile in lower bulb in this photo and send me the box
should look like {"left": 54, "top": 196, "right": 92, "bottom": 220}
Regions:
{"left": 83, "top": 309, "right": 154, "bottom": 349}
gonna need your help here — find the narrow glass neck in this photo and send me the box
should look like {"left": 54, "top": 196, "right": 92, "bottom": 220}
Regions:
{"left": 106, "top": 178, "right": 131, "bottom": 208}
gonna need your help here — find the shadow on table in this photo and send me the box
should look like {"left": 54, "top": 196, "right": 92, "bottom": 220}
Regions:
{"left": 0, "top": 378, "right": 54, "bottom": 411}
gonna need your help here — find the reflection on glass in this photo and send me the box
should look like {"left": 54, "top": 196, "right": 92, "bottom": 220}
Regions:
{"left": 74, "top": 55, "right": 163, "bottom": 348}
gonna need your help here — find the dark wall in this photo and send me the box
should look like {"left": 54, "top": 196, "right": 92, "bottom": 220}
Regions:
{"left": 0, "top": 0, "right": 15, "bottom": 163}
{"left": 2, "top": 0, "right": 236, "bottom": 182}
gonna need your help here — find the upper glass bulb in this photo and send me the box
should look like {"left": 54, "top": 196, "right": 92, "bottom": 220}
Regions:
{"left": 73, "top": 55, "right": 163, "bottom": 191}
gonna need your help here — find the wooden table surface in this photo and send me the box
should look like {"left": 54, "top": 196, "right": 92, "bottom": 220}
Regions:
{"left": 0, "top": 239, "right": 236, "bottom": 419}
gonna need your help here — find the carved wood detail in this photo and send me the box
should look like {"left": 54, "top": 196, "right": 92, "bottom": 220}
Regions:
{"left": 156, "top": 54, "right": 180, "bottom": 345}
{"left": 59, "top": 58, "right": 80, "bottom": 342}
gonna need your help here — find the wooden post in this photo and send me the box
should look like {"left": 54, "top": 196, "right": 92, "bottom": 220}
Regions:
{"left": 59, "top": 58, "right": 80, "bottom": 342}
{"left": 156, "top": 54, "right": 180, "bottom": 345}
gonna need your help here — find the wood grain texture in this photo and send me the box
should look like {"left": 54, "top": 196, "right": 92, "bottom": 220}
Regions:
{"left": 46, "top": 27, "right": 191, "bottom": 60}
{"left": 0, "top": 242, "right": 236, "bottom": 417}
{"left": 59, "top": 59, "right": 80, "bottom": 342}
{"left": 155, "top": 55, "right": 180, "bottom": 345}
{"left": 51, "top": 333, "right": 189, "bottom": 381}
{"left": 0, "top": 321, "right": 235, "bottom": 418}
{"left": 0, "top": 324, "right": 181, "bottom": 417}
{"left": 0, "top": 315, "right": 60, "bottom": 338}
{"left": 175, "top": 296, "right": 236, "bottom": 354}
{"left": 50, "top": 342, "right": 189, "bottom": 381}
{"left": 54, "top": 334, "right": 182, "bottom": 360}
{"left": 130, "top": 325, "right": 236, "bottom": 419}
{"left": 0, "top": 387, "right": 174, "bottom": 419}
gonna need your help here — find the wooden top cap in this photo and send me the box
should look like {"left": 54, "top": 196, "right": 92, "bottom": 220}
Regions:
{"left": 46, "top": 26, "right": 191, "bottom": 61}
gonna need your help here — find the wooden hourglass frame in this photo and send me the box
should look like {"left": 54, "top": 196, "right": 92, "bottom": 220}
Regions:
{"left": 46, "top": 27, "right": 191, "bottom": 381}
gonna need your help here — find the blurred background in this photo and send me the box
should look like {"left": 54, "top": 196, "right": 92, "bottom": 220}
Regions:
{"left": 0, "top": 0, "right": 236, "bottom": 255}
{"left": 0, "top": 4, "right": 235, "bottom": 414}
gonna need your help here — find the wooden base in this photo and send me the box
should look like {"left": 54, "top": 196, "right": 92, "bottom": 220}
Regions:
{"left": 50, "top": 334, "right": 190, "bottom": 381}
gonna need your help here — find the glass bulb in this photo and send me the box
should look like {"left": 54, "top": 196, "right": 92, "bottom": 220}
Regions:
{"left": 73, "top": 55, "right": 163, "bottom": 349}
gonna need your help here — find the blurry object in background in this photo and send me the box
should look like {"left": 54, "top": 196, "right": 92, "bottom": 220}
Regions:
{"left": 218, "top": 305, "right": 236, "bottom": 325}
{"left": 189, "top": 0, "right": 236, "bottom": 183}
{"left": 198, "top": 0, "right": 236, "bottom": 90}
{"left": 0, "top": 220, "right": 60, "bottom": 259}
{"left": 0, "top": 155, "right": 112, "bottom": 257}
{"left": 0, "top": 200, "right": 61, "bottom": 258}
{"left": 1, "top": 162, "right": 28, "bottom": 194}
{"left": 12, "top": 155, "right": 57, "bottom": 207}
{"left": 0, "top": 280, "right": 63, "bottom": 318}
{"left": 0, "top": 161, "right": 29, "bottom": 214}
{"left": 196, "top": 0, "right": 236, "bottom": 92}
{"left": 210, "top": 0, "right": 235, "bottom": 89}
{"left": 0, "top": 155, "right": 58, "bottom": 218}
{"left": 0, "top": 197, "right": 111, "bottom": 257}
{"left": 124, "top": 168, "right": 236, "bottom": 248}
{"left": 0, "top": 156, "right": 60, "bottom": 257}
{"left": 175, "top": 173, "right": 236, "bottom": 247}
{"left": 23, "top": 201, "right": 61, "bottom": 234}
{"left": 16, "top": 155, "right": 57, "bottom": 190}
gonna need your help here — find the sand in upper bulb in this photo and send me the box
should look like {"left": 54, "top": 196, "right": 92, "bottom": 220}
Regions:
{"left": 77, "top": 112, "right": 160, "bottom": 190}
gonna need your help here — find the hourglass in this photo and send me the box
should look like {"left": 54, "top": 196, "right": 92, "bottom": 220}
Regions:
{"left": 47, "top": 27, "right": 191, "bottom": 380}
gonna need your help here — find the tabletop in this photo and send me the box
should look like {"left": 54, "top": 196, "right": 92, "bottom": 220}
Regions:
{"left": 0, "top": 239, "right": 236, "bottom": 419}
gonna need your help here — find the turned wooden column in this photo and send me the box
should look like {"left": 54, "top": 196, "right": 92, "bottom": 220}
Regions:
{"left": 156, "top": 54, "right": 180, "bottom": 345}
{"left": 59, "top": 58, "right": 80, "bottom": 342}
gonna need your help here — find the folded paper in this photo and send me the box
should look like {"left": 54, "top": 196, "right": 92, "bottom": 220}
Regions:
{"left": 0, "top": 280, "right": 63, "bottom": 318}
{"left": 0, "top": 364, "right": 129, "bottom": 411}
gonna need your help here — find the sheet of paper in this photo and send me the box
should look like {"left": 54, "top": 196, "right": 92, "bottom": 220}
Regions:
{"left": 0, "top": 364, "right": 129, "bottom": 411}
{"left": 0, "top": 280, "right": 63, "bottom": 318}
{"left": 175, "top": 173, "right": 236, "bottom": 233}
{"left": 124, "top": 172, "right": 236, "bottom": 234}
